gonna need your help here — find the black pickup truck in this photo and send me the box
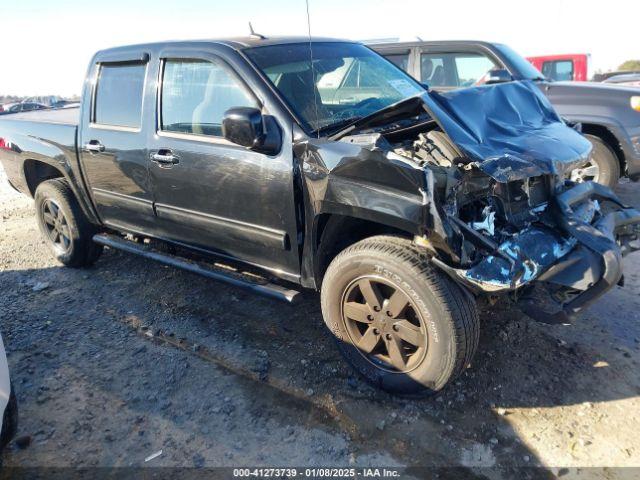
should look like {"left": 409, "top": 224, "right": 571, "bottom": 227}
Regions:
{"left": 1, "top": 37, "right": 639, "bottom": 395}
{"left": 371, "top": 40, "right": 640, "bottom": 188}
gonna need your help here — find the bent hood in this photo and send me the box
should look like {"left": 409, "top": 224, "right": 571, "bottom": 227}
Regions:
{"left": 421, "top": 80, "right": 592, "bottom": 182}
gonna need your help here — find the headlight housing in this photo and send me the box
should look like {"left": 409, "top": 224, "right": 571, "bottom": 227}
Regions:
{"left": 631, "top": 96, "right": 640, "bottom": 112}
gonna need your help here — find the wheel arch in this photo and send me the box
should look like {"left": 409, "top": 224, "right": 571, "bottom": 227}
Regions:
{"left": 23, "top": 158, "right": 64, "bottom": 197}
{"left": 581, "top": 123, "right": 626, "bottom": 174}
{"left": 22, "top": 158, "right": 100, "bottom": 226}
{"left": 312, "top": 212, "right": 415, "bottom": 286}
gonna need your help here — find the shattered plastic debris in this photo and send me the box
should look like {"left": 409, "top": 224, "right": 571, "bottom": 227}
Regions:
{"left": 144, "top": 450, "right": 163, "bottom": 463}
{"left": 462, "top": 228, "right": 576, "bottom": 291}
{"left": 32, "top": 282, "right": 50, "bottom": 292}
{"left": 470, "top": 206, "right": 496, "bottom": 236}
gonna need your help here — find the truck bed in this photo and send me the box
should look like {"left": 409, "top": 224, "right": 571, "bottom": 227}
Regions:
{"left": 3, "top": 106, "right": 80, "bottom": 126}
{"left": 0, "top": 107, "right": 80, "bottom": 197}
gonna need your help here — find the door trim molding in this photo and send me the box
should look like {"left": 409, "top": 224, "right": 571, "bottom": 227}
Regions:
{"left": 92, "top": 188, "right": 154, "bottom": 215}
{"left": 154, "top": 203, "right": 289, "bottom": 251}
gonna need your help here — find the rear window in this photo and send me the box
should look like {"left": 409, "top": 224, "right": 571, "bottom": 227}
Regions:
{"left": 94, "top": 63, "right": 146, "bottom": 128}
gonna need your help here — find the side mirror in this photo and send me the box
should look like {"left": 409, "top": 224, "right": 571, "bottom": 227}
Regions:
{"left": 484, "top": 68, "right": 513, "bottom": 85}
{"left": 222, "top": 107, "right": 280, "bottom": 155}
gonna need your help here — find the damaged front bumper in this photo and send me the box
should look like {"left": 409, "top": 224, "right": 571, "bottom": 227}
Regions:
{"left": 432, "top": 182, "right": 640, "bottom": 323}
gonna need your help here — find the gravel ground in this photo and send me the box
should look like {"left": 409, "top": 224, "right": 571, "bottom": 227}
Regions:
{"left": 1, "top": 168, "right": 640, "bottom": 476}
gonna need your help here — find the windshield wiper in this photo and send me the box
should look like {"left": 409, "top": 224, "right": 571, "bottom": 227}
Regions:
{"left": 328, "top": 95, "right": 426, "bottom": 140}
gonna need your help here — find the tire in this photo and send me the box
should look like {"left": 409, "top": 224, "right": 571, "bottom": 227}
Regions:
{"left": 34, "top": 179, "right": 103, "bottom": 267}
{"left": 1, "top": 384, "right": 18, "bottom": 450}
{"left": 583, "top": 134, "right": 620, "bottom": 188}
{"left": 320, "top": 235, "right": 479, "bottom": 396}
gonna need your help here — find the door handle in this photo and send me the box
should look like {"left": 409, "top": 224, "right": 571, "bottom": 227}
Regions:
{"left": 83, "top": 141, "right": 105, "bottom": 153}
{"left": 150, "top": 150, "right": 179, "bottom": 168}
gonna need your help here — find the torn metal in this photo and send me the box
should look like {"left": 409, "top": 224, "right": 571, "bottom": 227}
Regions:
{"left": 295, "top": 81, "right": 640, "bottom": 322}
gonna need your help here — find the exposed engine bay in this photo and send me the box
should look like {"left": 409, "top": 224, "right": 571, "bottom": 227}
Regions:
{"left": 391, "top": 126, "right": 556, "bottom": 255}
{"left": 329, "top": 81, "right": 640, "bottom": 323}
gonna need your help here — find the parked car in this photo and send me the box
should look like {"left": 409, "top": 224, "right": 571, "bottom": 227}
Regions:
{"left": 527, "top": 54, "right": 589, "bottom": 82}
{"left": 604, "top": 73, "right": 640, "bottom": 88}
{"left": 0, "top": 38, "right": 639, "bottom": 395}
{"left": 23, "top": 96, "right": 62, "bottom": 107}
{"left": 1, "top": 332, "right": 18, "bottom": 458}
{"left": 593, "top": 70, "right": 640, "bottom": 82}
{"left": 370, "top": 40, "right": 640, "bottom": 188}
{"left": 0, "top": 103, "right": 18, "bottom": 114}
{"left": 0, "top": 102, "right": 49, "bottom": 115}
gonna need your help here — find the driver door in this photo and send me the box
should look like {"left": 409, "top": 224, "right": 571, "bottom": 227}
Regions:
{"left": 148, "top": 51, "right": 301, "bottom": 279}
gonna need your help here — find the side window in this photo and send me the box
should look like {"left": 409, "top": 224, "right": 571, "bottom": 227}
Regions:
{"left": 421, "top": 52, "right": 498, "bottom": 88}
{"left": 542, "top": 60, "right": 574, "bottom": 81}
{"left": 384, "top": 53, "right": 409, "bottom": 72}
{"left": 342, "top": 60, "right": 361, "bottom": 88}
{"left": 94, "top": 63, "right": 146, "bottom": 128}
{"left": 554, "top": 60, "right": 574, "bottom": 81}
{"left": 541, "top": 61, "right": 554, "bottom": 79}
{"left": 317, "top": 59, "right": 352, "bottom": 90}
{"left": 342, "top": 58, "right": 386, "bottom": 88}
{"left": 161, "top": 59, "right": 258, "bottom": 137}
{"left": 421, "top": 54, "right": 446, "bottom": 86}
{"left": 454, "top": 54, "right": 498, "bottom": 87}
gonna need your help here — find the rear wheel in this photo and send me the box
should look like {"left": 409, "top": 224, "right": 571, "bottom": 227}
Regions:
{"left": 571, "top": 134, "right": 620, "bottom": 188}
{"left": 34, "top": 179, "right": 103, "bottom": 267}
{"left": 320, "top": 236, "right": 479, "bottom": 395}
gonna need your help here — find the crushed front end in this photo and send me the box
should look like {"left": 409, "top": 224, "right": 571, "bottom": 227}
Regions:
{"left": 389, "top": 81, "right": 640, "bottom": 323}
{"left": 431, "top": 176, "right": 640, "bottom": 323}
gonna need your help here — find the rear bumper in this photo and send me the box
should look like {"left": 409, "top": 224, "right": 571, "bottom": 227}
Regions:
{"left": 433, "top": 182, "right": 640, "bottom": 322}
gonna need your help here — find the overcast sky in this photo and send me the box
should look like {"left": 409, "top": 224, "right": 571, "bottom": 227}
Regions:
{"left": 0, "top": 0, "right": 636, "bottom": 96}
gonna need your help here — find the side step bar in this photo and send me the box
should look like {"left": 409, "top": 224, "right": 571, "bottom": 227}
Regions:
{"left": 92, "top": 233, "right": 300, "bottom": 304}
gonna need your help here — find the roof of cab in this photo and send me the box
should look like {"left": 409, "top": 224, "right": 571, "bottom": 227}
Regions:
{"left": 96, "top": 36, "right": 350, "bottom": 55}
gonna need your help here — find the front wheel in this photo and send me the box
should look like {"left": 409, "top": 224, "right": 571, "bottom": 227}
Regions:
{"left": 570, "top": 134, "right": 620, "bottom": 188}
{"left": 320, "top": 236, "right": 479, "bottom": 396}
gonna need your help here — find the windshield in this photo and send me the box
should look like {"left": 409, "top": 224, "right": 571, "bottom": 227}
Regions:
{"left": 245, "top": 42, "right": 425, "bottom": 133}
{"left": 494, "top": 44, "right": 546, "bottom": 81}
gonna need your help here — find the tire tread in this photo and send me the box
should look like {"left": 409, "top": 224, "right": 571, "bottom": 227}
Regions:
{"left": 322, "top": 235, "right": 479, "bottom": 393}
{"left": 35, "top": 178, "right": 102, "bottom": 267}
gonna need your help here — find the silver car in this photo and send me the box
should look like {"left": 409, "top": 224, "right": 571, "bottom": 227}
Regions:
{"left": 0, "top": 332, "right": 17, "bottom": 457}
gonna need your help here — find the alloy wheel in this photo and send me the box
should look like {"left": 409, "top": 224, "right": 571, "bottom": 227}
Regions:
{"left": 570, "top": 159, "right": 600, "bottom": 183}
{"left": 41, "top": 199, "right": 71, "bottom": 253}
{"left": 341, "top": 276, "right": 428, "bottom": 373}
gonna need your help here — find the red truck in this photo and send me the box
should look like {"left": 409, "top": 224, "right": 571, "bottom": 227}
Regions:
{"left": 527, "top": 54, "right": 589, "bottom": 82}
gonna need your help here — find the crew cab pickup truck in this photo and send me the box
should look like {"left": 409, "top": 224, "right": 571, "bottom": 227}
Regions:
{"left": 1, "top": 37, "right": 639, "bottom": 395}
{"left": 371, "top": 40, "right": 640, "bottom": 188}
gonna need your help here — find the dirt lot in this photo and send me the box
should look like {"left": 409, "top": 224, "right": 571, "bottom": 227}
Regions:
{"left": 1, "top": 168, "right": 640, "bottom": 477}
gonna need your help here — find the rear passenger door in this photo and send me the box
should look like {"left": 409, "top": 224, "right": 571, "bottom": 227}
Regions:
{"left": 147, "top": 49, "right": 301, "bottom": 280}
{"left": 79, "top": 52, "right": 155, "bottom": 233}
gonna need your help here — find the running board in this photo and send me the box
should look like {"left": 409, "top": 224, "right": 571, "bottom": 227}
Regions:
{"left": 92, "top": 233, "right": 301, "bottom": 304}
